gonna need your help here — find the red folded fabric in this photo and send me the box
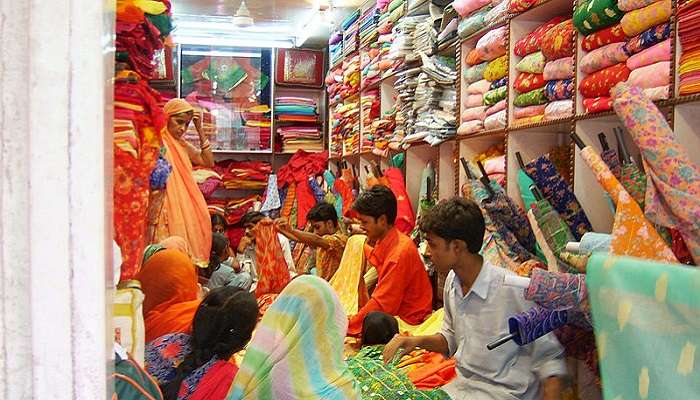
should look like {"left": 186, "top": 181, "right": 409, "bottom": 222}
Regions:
{"left": 583, "top": 97, "right": 614, "bottom": 113}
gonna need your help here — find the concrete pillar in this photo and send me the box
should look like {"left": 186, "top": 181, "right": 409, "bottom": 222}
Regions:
{"left": 0, "top": 0, "right": 113, "bottom": 398}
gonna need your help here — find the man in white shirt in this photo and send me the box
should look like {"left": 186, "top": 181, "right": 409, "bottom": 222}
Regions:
{"left": 383, "top": 197, "right": 566, "bottom": 400}
{"left": 237, "top": 211, "right": 296, "bottom": 292}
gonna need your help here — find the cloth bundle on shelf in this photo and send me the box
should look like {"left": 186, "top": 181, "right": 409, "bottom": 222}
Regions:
{"left": 115, "top": 0, "right": 171, "bottom": 79}
{"left": 361, "top": 90, "right": 381, "bottom": 152}
{"left": 216, "top": 160, "right": 270, "bottom": 190}
{"left": 275, "top": 97, "right": 322, "bottom": 153}
{"left": 678, "top": 0, "right": 700, "bottom": 95}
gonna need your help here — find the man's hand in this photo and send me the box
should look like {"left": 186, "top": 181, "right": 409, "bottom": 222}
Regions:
{"left": 275, "top": 218, "right": 292, "bottom": 234}
{"left": 382, "top": 335, "right": 418, "bottom": 364}
{"left": 193, "top": 113, "right": 203, "bottom": 134}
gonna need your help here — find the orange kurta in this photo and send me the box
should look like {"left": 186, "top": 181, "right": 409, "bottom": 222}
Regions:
{"left": 347, "top": 228, "right": 433, "bottom": 336}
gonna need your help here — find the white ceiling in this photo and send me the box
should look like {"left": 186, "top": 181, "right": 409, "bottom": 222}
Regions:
{"left": 171, "top": 0, "right": 364, "bottom": 48}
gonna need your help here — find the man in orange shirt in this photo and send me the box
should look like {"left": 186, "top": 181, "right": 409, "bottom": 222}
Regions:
{"left": 347, "top": 185, "right": 433, "bottom": 336}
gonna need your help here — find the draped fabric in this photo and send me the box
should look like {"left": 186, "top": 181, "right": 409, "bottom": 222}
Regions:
{"left": 227, "top": 276, "right": 359, "bottom": 400}
{"left": 587, "top": 253, "right": 700, "bottom": 399}
{"left": 611, "top": 83, "right": 700, "bottom": 265}
{"left": 252, "top": 220, "right": 291, "bottom": 298}
{"left": 330, "top": 235, "right": 370, "bottom": 316}
{"left": 384, "top": 167, "right": 416, "bottom": 235}
{"left": 277, "top": 150, "right": 328, "bottom": 228}
{"left": 136, "top": 249, "right": 201, "bottom": 343}
{"left": 157, "top": 128, "right": 212, "bottom": 264}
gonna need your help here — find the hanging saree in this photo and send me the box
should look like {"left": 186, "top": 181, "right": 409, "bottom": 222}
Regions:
{"left": 252, "top": 220, "right": 291, "bottom": 298}
{"left": 330, "top": 235, "right": 370, "bottom": 316}
{"left": 385, "top": 167, "right": 416, "bottom": 235}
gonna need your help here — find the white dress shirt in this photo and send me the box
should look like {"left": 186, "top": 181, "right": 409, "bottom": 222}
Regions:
{"left": 238, "top": 233, "right": 297, "bottom": 292}
{"left": 440, "top": 262, "right": 567, "bottom": 400}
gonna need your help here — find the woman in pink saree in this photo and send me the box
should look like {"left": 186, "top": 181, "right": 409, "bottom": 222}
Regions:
{"left": 154, "top": 98, "right": 213, "bottom": 264}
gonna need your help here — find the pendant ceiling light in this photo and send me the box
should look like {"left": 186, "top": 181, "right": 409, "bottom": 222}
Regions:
{"left": 232, "top": 0, "right": 254, "bottom": 28}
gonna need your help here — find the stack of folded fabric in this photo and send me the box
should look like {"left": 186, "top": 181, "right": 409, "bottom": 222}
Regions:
{"left": 208, "top": 195, "right": 260, "bottom": 226}
{"left": 379, "top": 0, "right": 406, "bottom": 38}
{"left": 343, "top": 55, "right": 361, "bottom": 99}
{"left": 508, "top": 0, "right": 547, "bottom": 14}
{"left": 193, "top": 167, "right": 223, "bottom": 199}
{"left": 457, "top": 0, "right": 509, "bottom": 41}
{"left": 343, "top": 19, "right": 360, "bottom": 57}
{"left": 361, "top": 89, "right": 381, "bottom": 152}
{"left": 391, "top": 66, "right": 421, "bottom": 147}
{"left": 370, "top": 108, "right": 397, "bottom": 156}
{"left": 329, "top": 31, "right": 344, "bottom": 67}
{"left": 245, "top": 105, "right": 272, "bottom": 150}
{"left": 405, "top": 55, "right": 457, "bottom": 146}
{"left": 359, "top": 5, "right": 380, "bottom": 49}
{"left": 115, "top": 1, "right": 172, "bottom": 79}
{"left": 678, "top": 0, "right": 700, "bottom": 95}
{"left": 274, "top": 97, "right": 322, "bottom": 153}
{"left": 413, "top": 20, "right": 437, "bottom": 58}
{"left": 326, "top": 66, "right": 344, "bottom": 103}
{"left": 387, "top": 16, "right": 424, "bottom": 65}
{"left": 513, "top": 16, "right": 574, "bottom": 125}
{"left": 333, "top": 99, "right": 361, "bottom": 155}
{"left": 361, "top": 47, "right": 382, "bottom": 88}
{"left": 459, "top": 26, "right": 508, "bottom": 135}
{"left": 217, "top": 160, "right": 271, "bottom": 190}
{"left": 377, "top": 30, "right": 402, "bottom": 79}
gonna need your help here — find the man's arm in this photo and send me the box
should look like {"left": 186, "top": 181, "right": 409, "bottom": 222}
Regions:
{"left": 275, "top": 219, "right": 330, "bottom": 249}
{"left": 542, "top": 376, "right": 563, "bottom": 400}
{"left": 382, "top": 334, "right": 450, "bottom": 363}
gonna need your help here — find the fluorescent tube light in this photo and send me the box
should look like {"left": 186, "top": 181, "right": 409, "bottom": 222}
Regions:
{"left": 181, "top": 50, "right": 262, "bottom": 58}
{"left": 173, "top": 35, "right": 294, "bottom": 49}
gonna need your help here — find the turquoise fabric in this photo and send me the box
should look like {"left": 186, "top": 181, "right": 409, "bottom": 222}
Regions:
{"left": 517, "top": 170, "right": 546, "bottom": 261}
{"left": 587, "top": 253, "right": 700, "bottom": 399}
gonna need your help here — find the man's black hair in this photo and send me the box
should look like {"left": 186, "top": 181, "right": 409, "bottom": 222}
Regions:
{"left": 352, "top": 185, "right": 397, "bottom": 225}
{"left": 240, "top": 211, "right": 264, "bottom": 227}
{"left": 307, "top": 202, "right": 339, "bottom": 227}
{"left": 419, "top": 197, "right": 485, "bottom": 254}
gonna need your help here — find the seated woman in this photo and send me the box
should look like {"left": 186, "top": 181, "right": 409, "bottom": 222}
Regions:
{"left": 137, "top": 249, "right": 202, "bottom": 343}
{"left": 227, "top": 275, "right": 360, "bottom": 399}
{"left": 206, "top": 233, "right": 252, "bottom": 291}
{"left": 146, "top": 287, "right": 258, "bottom": 400}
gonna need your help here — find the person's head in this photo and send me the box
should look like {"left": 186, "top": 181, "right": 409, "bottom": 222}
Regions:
{"left": 229, "top": 275, "right": 357, "bottom": 399}
{"left": 307, "top": 202, "right": 339, "bottom": 236}
{"left": 161, "top": 287, "right": 259, "bottom": 400}
{"left": 159, "top": 236, "right": 191, "bottom": 259}
{"left": 137, "top": 249, "right": 199, "bottom": 315}
{"left": 240, "top": 211, "right": 265, "bottom": 230}
{"left": 419, "top": 197, "right": 485, "bottom": 274}
{"left": 163, "top": 98, "right": 194, "bottom": 139}
{"left": 211, "top": 214, "right": 227, "bottom": 235}
{"left": 352, "top": 185, "right": 397, "bottom": 241}
{"left": 208, "top": 233, "right": 230, "bottom": 274}
{"left": 361, "top": 311, "right": 399, "bottom": 346}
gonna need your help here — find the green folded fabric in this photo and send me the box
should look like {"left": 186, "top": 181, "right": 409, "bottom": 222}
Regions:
{"left": 573, "top": 0, "right": 624, "bottom": 35}
{"left": 516, "top": 52, "right": 546, "bottom": 74}
{"left": 464, "top": 62, "right": 489, "bottom": 84}
{"left": 514, "top": 87, "right": 548, "bottom": 107}
{"left": 459, "top": 6, "right": 491, "bottom": 39}
{"left": 484, "top": 86, "right": 507, "bottom": 106}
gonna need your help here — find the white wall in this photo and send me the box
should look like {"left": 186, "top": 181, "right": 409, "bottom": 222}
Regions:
{"left": 0, "top": 0, "right": 113, "bottom": 398}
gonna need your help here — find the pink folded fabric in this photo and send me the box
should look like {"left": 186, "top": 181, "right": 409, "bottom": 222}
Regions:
{"left": 626, "top": 39, "right": 671, "bottom": 70}
{"left": 454, "top": 0, "right": 491, "bottom": 17}
{"left": 467, "top": 80, "right": 493, "bottom": 94}
{"left": 642, "top": 86, "right": 670, "bottom": 101}
{"left": 543, "top": 57, "right": 575, "bottom": 80}
{"left": 627, "top": 61, "right": 671, "bottom": 89}
{"left": 513, "top": 104, "right": 547, "bottom": 118}
{"left": 461, "top": 106, "right": 488, "bottom": 122}
{"left": 465, "top": 94, "right": 485, "bottom": 108}
{"left": 485, "top": 99, "right": 507, "bottom": 116}
{"left": 579, "top": 42, "right": 629, "bottom": 74}
{"left": 619, "top": 0, "right": 657, "bottom": 11}
{"left": 484, "top": 110, "right": 507, "bottom": 130}
{"left": 544, "top": 100, "right": 574, "bottom": 120}
{"left": 458, "top": 120, "right": 485, "bottom": 135}
{"left": 476, "top": 26, "right": 508, "bottom": 61}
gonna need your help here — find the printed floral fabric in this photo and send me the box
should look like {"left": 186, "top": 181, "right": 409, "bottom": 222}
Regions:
{"left": 458, "top": 7, "right": 490, "bottom": 39}
{"left": 463, "top": 61, "right": 489, "bottom": 83}
{"left": 483, "top": 55, "right": 509, "bottom": 81}
{"left": 627, "top": 61, "right": 671, "bottom": 89}
{"left": 620, "top": 162, "right": 648, "bottom": 209}
{"left": 468, "top": 79, "right": 493, "bottom": 95}
{"left": 543, "top": 57, "right": 575, "bottom": 80}
{"left": 514, "top": 72, "right": 545, "bottom": 93}
{"left": 544, "top": 79, "right": 574, "bottom": 101}
{"left": 484, "top": 86, "right": 508, "bottom": 106}
{"left": 579, "top": 146, "right": 677, "bottom": 262}
{"left": 579, "top": 63, "right": 631, "bottom": 98}
{"left": 513, "top": 115, "right": 545, "bottom": 126}
{"left": 514, "top": 87, "right": 548, "bottom": 107}
{"left": 541, "top": 19, "right": 575, "bottom": 61}
{"left": 253, "top": 220, "right": 291, "bottom": 297}
{"left": 490, "top": 76, "right": 508, "bottom": 89}
{"left": 462, "top": 106, "right": 488, "bottom": 122}
{"left": 525, "top": 156, "right": 593, "bottom": 240}
{"left": 581, "top": 24, "right": 626, "bottom": 52}
{"left": 516, "top": 52, "right": 546, "bottom": 73}
{"left": 601, "top": 149, "right": 622, "bottom": 180}
{"left": 525, "top": 268, "right": 589, "bottom": 313}
{"left": 544, "top": 100, "right": 574, "bottom": 119}
{"left": 620, "top": 0, "right": 672, "bottom": 37}
{"left": 465, "top": 48, "right": 484, "bottom": 66}
{"left": 626, "top": 39, "right": 671, "bottom": 69}
{"left": 476, "top": 26, "right": 508, "bottom": 61}
{"left": 612, "top": 82, "right": 700, "bottom": 265}
{"left": 623, "top": 22, "right": 671, "bottom": 55}
{"left": 484, "top": 110, "right": 507, "bottom": 130}
{"left": 513, "top": 104, "right": 547, "bottom": 119}
{"left": 454, "top": 0, "right": 492, "bottom": 17}
{"left": 579, "top": 42, "right": 630, "bottom": 74}
{"left": 618, "top": 0, "right": 657, "bottom": 12}
{"left": 508, "top": 0, "right": 544, "bottom": 13}
{"left": 514, "top": 16, "right": 567, "bottom": 57}
{"left": 583, "top": 97, "right": 613, "bottom": 113}
{"left": 573, "top": 0, "right": 624, "bottom": 35}
{"left": 486, "top": 99, "right": 507, "bottom": 116}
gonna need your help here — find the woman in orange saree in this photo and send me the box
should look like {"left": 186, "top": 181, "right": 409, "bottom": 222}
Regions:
{"left": 154, "top": 98, "right": 213, "bottom": 265}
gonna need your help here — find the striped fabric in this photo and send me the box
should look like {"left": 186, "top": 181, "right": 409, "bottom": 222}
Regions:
{"left": 252, "top": 220, "right": 291, "bottom": 298}
{"left": 227, "top": 276, "right": 360, "bottom": 399}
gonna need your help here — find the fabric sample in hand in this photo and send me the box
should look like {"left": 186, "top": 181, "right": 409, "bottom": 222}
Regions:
{"left": 514, "top": 87, "right": 548, "bottom": 107}
{"left": 621, "top": 0, "right": 672, "bottom": 37}
{"left": 541, "top": 19, "right": 575, "bottom": 60}
{"left": 578, "top": 63, "right": 631, "bottom": 98}
{"left": 581, "top": 24, "right": 626, "bottom": 51}
{"left": 516, "top": 51, "right": 546, "bottom": 73}
{"left": 514, "top": 72, "right": 545, "bottom": 93}
{"left": 544, "top": 57, "right": 575, "bottom": 80}
{"left": 623, "top": 22, "right": 671, "bottom": 55}
{"left": 626, "top": 39, "right": 671, "bottom": 70}
{"left": 544, "top": 79, "right": 574, "bottom": 101}
{"left": 483, "top": 55, "right": 509, "bottom": 81}
{"left": 579, "top": 42, "right": 629, "bottom": 74}
{"left": 573, "top": 0, "right": 624, "bottom": 35}
{"left": 514, "top": 16, "right": 567, "bottom": 57}
{"left": 627, "top": 61, "right": 670, "bottom": 89}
